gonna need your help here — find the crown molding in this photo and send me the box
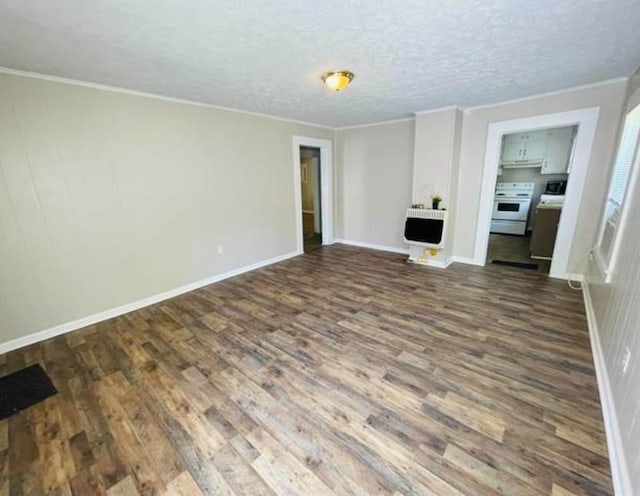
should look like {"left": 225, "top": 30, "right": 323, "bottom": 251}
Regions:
{"left": 463, "top": 77, "right": 628, "bottom": 112}
{"left": 335, "top": 116, "right": 415, "bottom": 131}
{"left": 0, "top": 66, "right": 629, "bottom": 131}
{"left": 0, "top": 66, "right": 335, "bottom": 130}
{"left": 414, "top": 105, "right": 462, "bottom": 116}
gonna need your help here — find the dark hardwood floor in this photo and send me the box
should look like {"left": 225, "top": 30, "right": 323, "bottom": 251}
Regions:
{"left": 0, "top": 245, "right": 612, "bottom": 495}
{"left": 487, "top": 233, "right": 551, "bottom": 274}
{"left": 303, "top": 212, "right": 322, "bottom": 252}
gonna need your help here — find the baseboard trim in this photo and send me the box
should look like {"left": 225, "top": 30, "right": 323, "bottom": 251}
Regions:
{"left": 434, "top": 258, "right": 453, "bottom": 269}
{"left": 335, "top": 239, "right": 460, "bottom": 266}
{"left": 566, "top": 273, "right": 585, "bottom": 283}
{"left": 0, "top": 250, "right": 301, "bottom": 354}
{"left": 582, "top": 281, "right": 631, "bottom": 496}
{"left": 334, "top": 239, "right": 409, "bottom": 255}
{"left": 450, "top": 255, "right": 484, "bottom": 266}
{"left": 408, "top": 258, "right": 452, "bottom": 269}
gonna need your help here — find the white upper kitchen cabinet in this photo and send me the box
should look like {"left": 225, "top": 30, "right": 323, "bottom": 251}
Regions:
{"left": 501, "top": 126, "right": 576, "bottom": 173}
{"left": 501, "top": 131, "right": 547, "bottom": 164}
{"left": 541, "top": 127, "right": 576, "bottom": 174}
{"left": 502, "top": 141, "right": 525, "bottom": 162}
{"left": 522, "top": 139, "right": 547, "bottom": 161}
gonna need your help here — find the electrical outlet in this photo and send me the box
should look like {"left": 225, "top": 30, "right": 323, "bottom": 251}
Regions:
{"left": 622, "top": 347, "right": 631, "bottom": 374}
{"left": 217, "top": 245, "right": 224, "bottom": 255}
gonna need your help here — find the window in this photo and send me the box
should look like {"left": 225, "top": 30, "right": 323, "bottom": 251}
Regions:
{"left": 597, "top": 102, "right": 640, "bottom": 281}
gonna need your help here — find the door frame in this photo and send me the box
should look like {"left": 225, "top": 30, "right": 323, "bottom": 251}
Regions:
{"left": 292, "top": 136, "right": 334, "bottom": 253}
{"left": 472, "top": 107, "right": 600, "bottom": 279}
{"left": 311, "top": 156, "right": 322, "bottom": 233}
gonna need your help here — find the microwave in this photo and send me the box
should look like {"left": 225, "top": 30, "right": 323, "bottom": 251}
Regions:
{"left": 544, "top": 180, "right": 567, "bottom": 195}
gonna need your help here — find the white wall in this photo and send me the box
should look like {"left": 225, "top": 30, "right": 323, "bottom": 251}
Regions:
{"left": 412, "top": 108, "right": 462, "bottom": 261}
{"left": 454, "top": 80, "right": 628, "bottom": 270}
{"left": 336, "top": 81, "right": 627, "bottom": 267}
{"left": 447, "top": 112, "right": 463, "bottom": 260}
{"left": 0, "top": 72, "right": 333, "bottom": 344}
{"left": 587, "top": 66, "right": 640, "bottom": 494}
{"left": 334, "top": 76, "right": 636, "bottom": 491}
{"left": 412, "top": 109, "right": 460, "bottom": 208}
{"left": 336, "top": 120, "right": 414, "bottom": 250}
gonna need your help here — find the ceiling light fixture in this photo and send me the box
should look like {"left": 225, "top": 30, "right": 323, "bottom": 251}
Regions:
{"left": 321, "top": 70, "right": 354, "bottom": 91}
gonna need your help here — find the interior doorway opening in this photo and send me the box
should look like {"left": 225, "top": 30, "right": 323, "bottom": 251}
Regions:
{"left": 487, "top": 125, "right": 577, "bottom": 274}
{"left": 300, "top": 146, "right": 322, "bottom": 252}
{"left": 473, "top": 107, "right": 600, "bottom": 280}
{"left": 291, "top": 136, "right": 333, "bottom": 254}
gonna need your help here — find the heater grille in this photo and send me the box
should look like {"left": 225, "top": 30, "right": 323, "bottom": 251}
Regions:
{"left": 406, "top": 208, "right": 446, "bottom": 220}
{"left": 404, "top": 209, "right": 447, "bottom": 247}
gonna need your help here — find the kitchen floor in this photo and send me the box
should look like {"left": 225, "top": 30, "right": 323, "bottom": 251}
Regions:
{"left": 487, "top": 233, "right": 550, "bottom": 274}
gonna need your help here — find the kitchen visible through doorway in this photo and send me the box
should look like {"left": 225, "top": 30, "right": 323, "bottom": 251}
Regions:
{"left": 487, "top": 125, "right": 577, "bottom": 274}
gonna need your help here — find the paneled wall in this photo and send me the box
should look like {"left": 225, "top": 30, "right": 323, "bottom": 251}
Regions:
{"left": 588, "top": 66, "right": 640, "bottom": 494}
{"left": 0, "top": 72, "right": 333, "bottom": 344}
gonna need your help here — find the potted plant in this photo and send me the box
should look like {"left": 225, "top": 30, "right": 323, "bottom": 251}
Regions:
{"left": 431, "top": 194, "right": 442, "bottom": 210}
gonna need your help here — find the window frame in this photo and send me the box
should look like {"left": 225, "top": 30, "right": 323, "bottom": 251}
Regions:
{"left": 596, "top": 98, "right": 640, "bottom": 283}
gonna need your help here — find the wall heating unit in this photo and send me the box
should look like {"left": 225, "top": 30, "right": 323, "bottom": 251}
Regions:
{"left": 404, "top": 209, "right": 447, "bottom": 247}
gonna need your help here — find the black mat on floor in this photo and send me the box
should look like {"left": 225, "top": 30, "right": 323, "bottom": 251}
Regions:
{"left": 0, "top": 364, "right": 57, "bottom": 420}
{"left": 491, "top": 259, "right": 539, "bottom": 270}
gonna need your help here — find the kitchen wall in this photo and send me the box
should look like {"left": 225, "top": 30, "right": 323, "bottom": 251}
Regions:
{"left": 498, "top": 168, "right": 568, "bottom": 230}
{"left": 454, "top": 79, "right": 628, "bottom": 270}
{"left": 587, "top": 65, "right": 640, "bottom": 494}
{"left": 0, "top": 72, "right": 333, "bottom": 345}
{"left": 498, "top": 125, "right": 574, "bottom": 230}
{"left": 336, "top": 119, "right": 414, "bottom": 250}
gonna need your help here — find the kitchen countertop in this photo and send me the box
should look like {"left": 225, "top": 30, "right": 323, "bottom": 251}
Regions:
{"left": 537, "top": 203, "right": 563, "bottom": 210}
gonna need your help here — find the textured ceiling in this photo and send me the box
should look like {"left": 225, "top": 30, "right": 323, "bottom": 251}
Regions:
{"left": 0, "top": 0, "right": 639, "bottom": 127}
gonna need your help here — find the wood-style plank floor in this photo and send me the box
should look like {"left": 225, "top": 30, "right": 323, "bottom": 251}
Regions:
{"left": 303, "top": 212, "right": 322, "bottom": 252}
{"left": 486, "top": 233, "right": 551, "bottom": 274}
{"left": 0, "top": 245, "right": 612, "bottom": 495}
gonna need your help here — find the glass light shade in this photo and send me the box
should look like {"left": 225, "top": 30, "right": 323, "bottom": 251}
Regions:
{"left": 322, "top": 71, "right": 354, "bottom": 91}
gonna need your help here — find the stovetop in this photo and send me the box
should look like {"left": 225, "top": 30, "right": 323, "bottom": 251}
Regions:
{"left": 494, "top": 182, "right": 535, "bottom": 199}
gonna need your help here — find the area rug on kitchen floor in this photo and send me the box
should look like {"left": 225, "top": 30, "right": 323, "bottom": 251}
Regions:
{"left": 491, "top": 259, "right": 539, "bottom": 270}
{"left": 0, "top": 363, "right": 57, "bottom": 420}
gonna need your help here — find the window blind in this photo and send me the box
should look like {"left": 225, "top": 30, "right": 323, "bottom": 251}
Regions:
{"left": 607, "top": 104, "right": 640, "bottom": 214}
{"left": 598, "top": 102, "right": 640, "bottom": 279}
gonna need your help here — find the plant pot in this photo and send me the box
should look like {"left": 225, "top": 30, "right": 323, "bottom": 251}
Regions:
{"left": 432, "top": 201, "right": 440, "bottom": 210}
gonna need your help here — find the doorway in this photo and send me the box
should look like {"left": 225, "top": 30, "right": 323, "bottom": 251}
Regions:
{"left": 300, "top": 146, "right": 322, "bottom": 252}
{"left": 486, "top": 125, "right": 577, "bottom": 274}
{"left": 291, "top": 136, "right": 333, "bottom": 254}
{"left": 473, "top": 107, "right": 600, "bottom": 279}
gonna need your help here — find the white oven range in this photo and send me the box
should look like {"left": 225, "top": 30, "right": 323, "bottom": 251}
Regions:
{"left": 490, "top": 182, "right": 534, "bottom": 235}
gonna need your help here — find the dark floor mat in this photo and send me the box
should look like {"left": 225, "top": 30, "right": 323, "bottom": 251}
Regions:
{"left": 491, "top": 259, "right": 539, "bottom": 270}
{"left": 0, "top": 364, "right": 57, "bottom": 420}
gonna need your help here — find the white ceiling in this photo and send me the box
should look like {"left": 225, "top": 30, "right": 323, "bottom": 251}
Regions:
{"left": 1, "top": 0, "right": 639, "bottom": 127}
